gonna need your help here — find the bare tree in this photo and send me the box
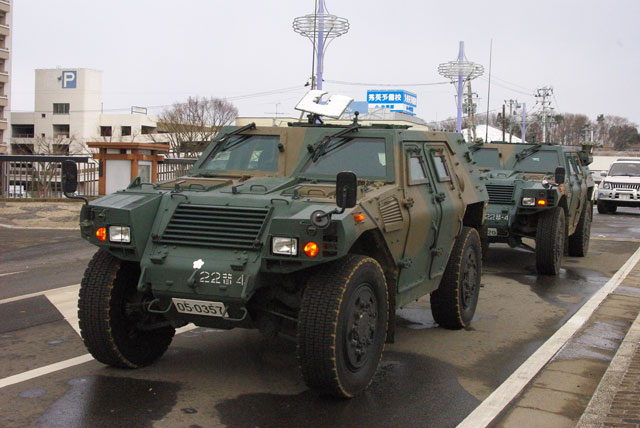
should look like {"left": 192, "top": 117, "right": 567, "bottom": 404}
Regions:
{"left": 157, "top": 96, "right": 238, "bottom": 158}
{"left": 29, "top": 136, "right": 90, "bottom": 197}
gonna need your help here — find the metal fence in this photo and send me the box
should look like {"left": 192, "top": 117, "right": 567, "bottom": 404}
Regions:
{"left": 0, "top": 155, "right": 99, "bottom": 199}
{"left": 158, "top": 158, "right": 197, "bottom": 182}
{"left": 0, "top": 155, "right": 197, "bottom": 199}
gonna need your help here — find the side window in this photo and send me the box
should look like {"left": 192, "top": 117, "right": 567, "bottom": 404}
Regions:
{"left": 572, "top": 155, "right": 583, "bottom": 174}
{"left": 408, "top": 155, "right": 429, "bottom": 184}
{"left": 432, "top": 152, "right": 451, "bottom": 182}
{"left": 566, "top": 155, "right": 576, "bottom": 176}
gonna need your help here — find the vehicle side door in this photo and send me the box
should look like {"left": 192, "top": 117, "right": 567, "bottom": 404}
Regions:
{"left": 424, "top": 144, "right": 465, "bottom": 279}
{"left": 397, "top": 143, "right": 438, "bottom": 294}
{"left": 564, "top": 153, "right": 583, "bottom": 232}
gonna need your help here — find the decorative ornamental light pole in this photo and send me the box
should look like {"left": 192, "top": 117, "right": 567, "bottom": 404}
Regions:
{"left": 438, "top": 41, "right": 484, "bottom": 133}
{"left": 293, "top": 0, "right": 349, "bottom": 90}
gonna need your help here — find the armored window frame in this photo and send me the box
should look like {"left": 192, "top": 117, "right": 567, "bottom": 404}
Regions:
{"left": 407, "top": 154, "right": 431, "bottom": 186}
{"left": 430, "top": 150, "right": 452, "bottom": 183}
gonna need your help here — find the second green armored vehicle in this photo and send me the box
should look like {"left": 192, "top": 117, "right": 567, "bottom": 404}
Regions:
{"left": 63, "top": 105, "right": 489, "bottom": 398}
{"left": 473, "top": 142, "right": 594, "bottom": 275}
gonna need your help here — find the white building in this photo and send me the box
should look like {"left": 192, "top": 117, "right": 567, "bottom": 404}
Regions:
{"left": 0, "top": 1, "right": 11, "bottom": 154}
{"left": 10, "top": 68, "right": 158, "bottom": 154}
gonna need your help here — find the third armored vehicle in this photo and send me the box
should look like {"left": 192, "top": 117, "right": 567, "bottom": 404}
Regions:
{"left": 63, "top": 98, "right": 489, "bottom": 398}
{"left": 473, "top": 142, "right": 594, "bottom": 275}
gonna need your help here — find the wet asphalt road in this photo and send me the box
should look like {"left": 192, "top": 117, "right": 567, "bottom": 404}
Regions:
{"left": 1, "top": 207, "right": 639, "bottom": 428}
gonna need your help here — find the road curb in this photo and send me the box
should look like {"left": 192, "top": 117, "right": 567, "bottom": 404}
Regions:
{"left": 576, "top": 301, "right": 640, "bottom": 428}
{"left": 0, "top": 223, "right": 78, "bottom": 230}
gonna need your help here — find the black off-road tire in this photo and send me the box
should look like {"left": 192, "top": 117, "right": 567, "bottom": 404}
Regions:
{"left": 597, "top": 200, "right": 616, "bottom": 214}
{"left": 430, "top": 227, "right": 482, "bottom": 330}
{"left": 536, "top": 207, "right": 566, "bottom": 275}
{"left": 568, "top": 201, "right": 592, "bottom": 257}
{"left": 78, "top": 250, "right": 175, "bottom": 368}
{"left": 297, "top": 254, "right": 388, "bottom": 398}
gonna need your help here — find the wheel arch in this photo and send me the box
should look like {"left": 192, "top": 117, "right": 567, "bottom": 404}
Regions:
{"left": 348, "top": 229, "right": 398, "bottom": 343}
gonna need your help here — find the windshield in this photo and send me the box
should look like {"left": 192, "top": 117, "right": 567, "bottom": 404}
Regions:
{"left": 299, "top": 137, "right": 388, "bottom": 180}
{"left": 609, "top": 162, "right": 640, "bottom": 177}
{"left": 199, "top": 135, "right": 280, "bottom": 172}
{"left": 510, "top": 150, "right": 561, "bottom": 173}
{"left": 473, "top": 148, "right": 501, "bottom": 169}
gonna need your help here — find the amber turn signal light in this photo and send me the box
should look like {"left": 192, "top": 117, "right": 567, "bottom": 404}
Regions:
{"left": 537, "top": 199, "right": 547, "bottom": 207}
{"left": 354, "top": 213, "right": 365, "bottom": 223}
{"left": 303, "top": 241, "right": 319, "bottom": 257}
{"left": 96, "top": 227, "right": 107, "bottom": 242}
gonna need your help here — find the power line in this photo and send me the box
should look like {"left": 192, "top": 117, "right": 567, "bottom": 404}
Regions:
{"left": 325, "top": 79, "right": 449, "bottom": 87}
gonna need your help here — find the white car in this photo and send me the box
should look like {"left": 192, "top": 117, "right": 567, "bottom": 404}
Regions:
{"left": 597, "top": 158, "right": 640, "bottom": 213}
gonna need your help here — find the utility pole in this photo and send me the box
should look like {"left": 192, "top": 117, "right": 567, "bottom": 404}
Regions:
{"left": 463, "top": 81, "right": 479, "bottom": 142}
{"left": 535, "top": 86, "right": 554, "bottom": 143}
{"left": 505, "top": 99, "right": 520, "bottom": 143}
{"left": 521, "top": 103, "right": 527, "bottom": 143}
{"left": 502, "top": 104, "right": 506, "bottom": 142}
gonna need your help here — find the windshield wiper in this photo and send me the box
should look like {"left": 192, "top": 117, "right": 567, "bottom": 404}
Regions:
{"left": 307, "top": 124, "right": 359, "bottom": 162}
{"left": 469, "top": 142, "right": 484, "bottom": 153}
{"left": 515, "top": 144, "right": 543, "bottom": 162}
{"left": 209, "top": 122, "right": 256, "bottom": 155}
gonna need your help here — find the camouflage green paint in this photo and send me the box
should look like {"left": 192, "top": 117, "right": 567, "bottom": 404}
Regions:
{"left": 78, "top": 124, "right": 488, "bottom": 330}
{"left": 473, "top": 142, "right": 594, "bottom": 245}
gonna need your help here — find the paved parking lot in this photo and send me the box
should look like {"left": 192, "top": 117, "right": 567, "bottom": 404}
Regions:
{"left": 1, "top": 204, "right": 639, "bottom": 427}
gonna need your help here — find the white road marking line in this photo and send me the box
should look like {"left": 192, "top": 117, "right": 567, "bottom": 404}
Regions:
{"left": 45, "top": 285, "right": 81, "bottom": 335}
{"left": 0, "top": 324, "right": 198, "bottom": 390}
{"left": 457, "top": 245, "right": 640, "bottom": 428}
{"left": 0, "top": 271, "right": 26, "bottom": 278}
{"left": 0, "top": 284, "right": 80, "bottom": 305}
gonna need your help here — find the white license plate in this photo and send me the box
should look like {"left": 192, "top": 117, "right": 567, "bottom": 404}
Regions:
{"left": 172, "top": 298, "right": 227, "bottom": 318}
{"left": 487, "top": 228, "right": 498, "bottom": 236}
{"left": 619, "top": 194, "right": 631, "bottom": 200}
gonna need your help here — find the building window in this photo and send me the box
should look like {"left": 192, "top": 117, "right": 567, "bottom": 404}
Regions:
{"left": 52, "top": 144, "right": 70, "bottom": 155}
{"left": 53, "top": 103, "right": 70, "bottom": 115}
{"left": 12, "top": 124, "right": 35, "bottom": 138}
{"left": 141, "top": 125, "right": 156, "bottom": 135}
{"left": 42, "top": 113, "right": 46, "bottom": 118}
{"left": 100, "top": 126, "right": 112, "bottom": 137}
{"left": 121, "top": 126, "right": 131, "bottom": 136}
{"left": 53, "top": 124, "right": 70, "bottom": 138}
{"left": 11, "top": 144, "right": 35, "bottom": 155}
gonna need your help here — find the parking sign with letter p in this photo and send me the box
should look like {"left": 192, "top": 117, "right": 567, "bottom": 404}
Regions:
{"left": 62, "top": 71, "right": 77, "bottom": 88}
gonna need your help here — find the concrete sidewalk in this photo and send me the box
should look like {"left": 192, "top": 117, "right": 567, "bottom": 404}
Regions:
{"left": 0, "top": 201, "right": 82, "bottom": 229}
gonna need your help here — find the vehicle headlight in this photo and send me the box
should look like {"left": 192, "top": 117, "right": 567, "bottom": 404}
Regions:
{"left": 522, "top": 197, "right": 536, "bottom": 206}
{"left": 602, "top": 182, "right": 611, "bottom": 189}
{"left": 272, "top": 237, "right": 298, "bottom": 256}
{"left": 109, "top": 226, "right": 131, "bottom": 243}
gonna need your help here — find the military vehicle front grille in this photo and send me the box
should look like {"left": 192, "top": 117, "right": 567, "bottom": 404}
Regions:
{"left": 612, "top": 183, "right": 640, "bottom": 190}
{"left": 547, "top": 193, "right": 556, "bottom": 206}
{"left": 378, "top": 197, "right": 403, "bottom": 232}
{"left": 159, "top": 204, "right": 269, "bottom": 249}
{"left": 486, "top": 185, "right": 515, "bottom": 205}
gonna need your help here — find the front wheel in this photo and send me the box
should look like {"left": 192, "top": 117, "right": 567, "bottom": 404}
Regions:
{"left": 78, "top": 250, "right": 175, "bottom": 368}
{"left": 536, "top": 207, "right": 565, "bottom": 275}
{"left": 430, "top": 227, "right": 482, "bottom": 329}
{"left": 297, "top": 255, "right": 388, "bottom": 398}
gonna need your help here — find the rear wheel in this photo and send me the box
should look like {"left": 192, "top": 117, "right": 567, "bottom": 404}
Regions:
{"left": 568, "top": 201, "right": 592, "bottom": 257}
{"left": 78, "top": 250, "right": 175, "bottom": 368}
{"left": 297, "top": 255, "right": 388, "bottom": 398}
{"left": 536, "top": 208, "right": 565, "bottom": 275}
{"left": 430, "top": 227, "right": 482, "bottom": 329}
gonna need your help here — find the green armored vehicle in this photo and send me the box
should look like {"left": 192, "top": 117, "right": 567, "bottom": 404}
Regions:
{"left": 63, "top": 112, "right": 489, "bottom": 397}
{"left": 473, "top": 142, "right": 594, "bottom": 275}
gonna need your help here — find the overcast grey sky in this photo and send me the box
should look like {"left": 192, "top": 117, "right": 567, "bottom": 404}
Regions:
{"left": 11, "top": 0, "right": 640, "bottom": 126}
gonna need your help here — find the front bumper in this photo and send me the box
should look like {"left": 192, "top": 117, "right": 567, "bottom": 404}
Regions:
{"left": 598, "top": 189, "right": 640, "bottom": 206}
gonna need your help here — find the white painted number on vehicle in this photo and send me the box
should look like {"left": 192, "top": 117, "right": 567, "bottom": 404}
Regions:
{"left": 198, "top": 271, "right": 246, "bottom": 286}
{"left": 486, "top": 213, "right": 510, "bottom": 221}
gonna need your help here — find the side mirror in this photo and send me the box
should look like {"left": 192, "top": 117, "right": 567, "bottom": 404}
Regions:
{"left": 555, "top": 167, "right": 566, "bottom": 184}
{"left": 600, "top": 171, "right": 607, "bottom": 177}
{"left": 335, "top": 171, "right": 357, "bottom": 209}
{"left": 62, "top": 160, "right": 78, "bottom": 193}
